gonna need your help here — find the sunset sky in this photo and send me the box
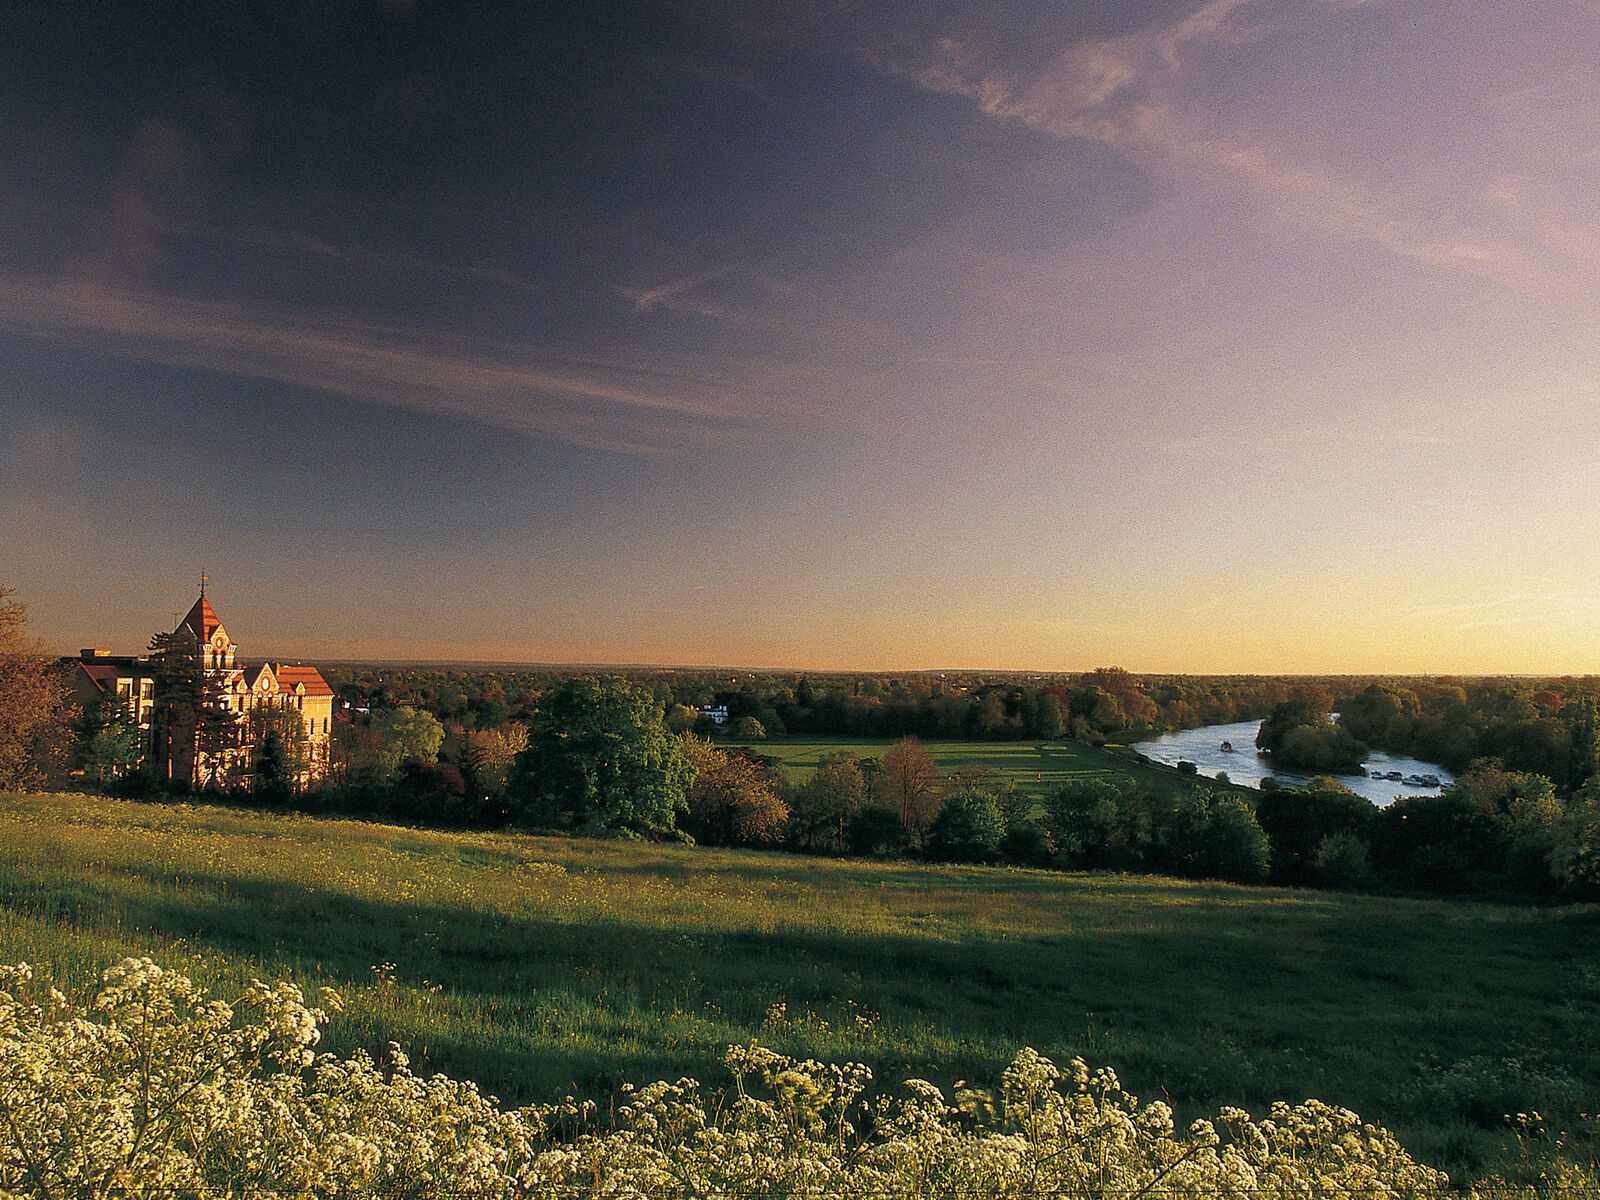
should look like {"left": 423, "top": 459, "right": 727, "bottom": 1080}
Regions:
{"left": 4, "top": 0, "right": 1600, "bottom": 674}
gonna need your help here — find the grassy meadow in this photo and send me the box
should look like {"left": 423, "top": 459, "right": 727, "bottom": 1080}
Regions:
{"left": 725, "top": 735, "right": 1190, "bottom": 803}
{"left": 1, "top": 790, "right": 1597, "bottom": 1183}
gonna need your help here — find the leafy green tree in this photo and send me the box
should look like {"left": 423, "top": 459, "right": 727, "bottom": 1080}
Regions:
{"left": 1311, "top": 831, "right": 1374, "bottom": 890}
{"left": 1044, "top": 779, "right": 1123, "bottom": 867}
{"left": 846, "top": 804, "right": 911, "bottom": 857}
{"left": 1371, "top": 792, "right": 1508, "bottom": 890}
{"left": 1255, "top": 700, "right": 1320, "bottom": 755}
{"left": 369, "top": 706, "right": 445, "bottom": 778}
{"left": 924, "top": 787, "right": 1005, "bottom": 863}
{"left": 251, "top": 730, "right": 293, "bottom": 802}
{"left": 247, "top": 704, "right": 310, "bottom": 788}
{"left": 1551, "top": 785, "right": 1600, "bottom": 895}
{"left": 1255, "top": 780, "right": 1378, "bottom": 885}
{"left": 1000, "top": 819, "right": 1055, "bottom": 866}
{"left": 75, "top": 691, "right": 142, "bottom": 786}
{"left": 461, "top": 723, "right": 528, "bottom": 800}
{"left": 85, "top": 717, "right": 141, "bottom": 786}
{"left": 1451, "top": 760, "right": 1563, "bottom": 889}
{"left": 509, "top": 676, "right": 691, "bottom": 835}
{"left": 1256, "top": 699, "right": 1367, "bottom": 773}
{"left": 1563, "top": 695, "right": 1600, "bottom": 792}
{"left": 665, "top": 704, "right": 699, "bottom": 734}
{"left": 787, "top": 751, "right": 866, "bottom": 854}
{"left": 1159, "top": 793, "right": 1270, "bottom": 884}
{"left": 1035, "top": 693, "right": 1065, "bottom": 740}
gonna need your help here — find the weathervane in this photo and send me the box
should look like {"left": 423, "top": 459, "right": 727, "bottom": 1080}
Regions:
{"left": 199, "top": 570, "right": 208, "bottom": 597}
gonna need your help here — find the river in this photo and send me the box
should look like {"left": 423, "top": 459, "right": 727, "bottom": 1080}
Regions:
{"left": 1130, "top": 718, "right": 1454, "bottom": 807}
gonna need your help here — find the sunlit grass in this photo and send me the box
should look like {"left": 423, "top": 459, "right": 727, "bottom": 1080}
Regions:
{"left": 0, "top": 790, "right": 1596, "bottom": 1182}
{"left": 724, "top": 736, "right": 1183, "bottom": 800}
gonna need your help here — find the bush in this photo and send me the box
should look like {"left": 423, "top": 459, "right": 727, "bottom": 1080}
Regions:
{"left": 846, "top": 803, "right": 911, "bottom": 858}
{"left": 999, "top": 819, "right": 1054, "bottom": 867}
{"left": 1158, "top": 793, "right": 1271, "bottom": 885}
{"left": 1311, "top": 830, "right": 1375, "bottom": 890}
{"left": 924, "top": 787, "right": 1004, "bottom": 863}
{"left": 0, "top": 959, "right": 1452, "bottom": 1198}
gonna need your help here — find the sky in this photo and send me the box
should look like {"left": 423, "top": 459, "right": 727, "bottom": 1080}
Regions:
{"left": 4, "top": 0, "right": 1600, "bottom": 675}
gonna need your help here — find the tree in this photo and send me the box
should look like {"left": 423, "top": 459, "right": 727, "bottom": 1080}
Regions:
{"left": 1036, "top": 693, "right": 1066, "bottom": 740}
{"left": 0, "top": 587, "right": 70, "bottom": 790}
{"left": 76, "top": 694, "right": 141, "bottom": 786}
{"left": 846, "top": 805, "right": 911, "bottom": 857}
{"left": 1311, "top": 831, "right": 1374, "bottom": 890}
{"left": 1044, "top": 779, "right": 1124, "bottom": 867}
{"left": 1080, "top": 667, "right": 1159, "bottom": 729}
{"left": 1255, "top": 781, "right": 1378, "bottom": 885}
{"left": 1158, "top": 793, "right": 1270, "bottom": 884}
{"left": 680, "top": 734, "right": 788, "bottom": 846}
{"left": 1256, "top": 700, "right": 1367, "bottom": 774}
{"left": 461, "top": 723, "right": 528, "bottom": 800}
{"left": 368, "top": 706, "right": 445, "bottom": 778}
{"left": 1551, "top": 783, "right": 1600, "bottom": 895}
{"left": 873, "top": 736, "right": 942, "bottom": 834}
{"left": 247, "top": 704, "right": 310, "bottom": 789}
{"left": 787, "top": 751, "right": 866, "bottom": 854}
{"left": 251, "top": 730, "right": 293, "bottom": 802}
{"left": 84, "top": 719, "right": 141, "bottom": 786}
{"left": 1255, "top": 700, "right": 1320, "bottom": 755}
{"left": 665, "top": 704, "right": 698, "bottom": 734}
{"left": 924, "top": 787, "right": 1005, "bottom": 864}
{"left": 1371, "top": 792, "right": 1507, "bottom": 890}
{"left": 147, "top": 629, "right": 242, "bottom": 790}
{"left": 508, "top": 676, "right": 692, "bottom": 835}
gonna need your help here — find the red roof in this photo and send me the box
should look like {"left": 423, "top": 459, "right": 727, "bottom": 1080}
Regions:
{"left": 79, "top": 663, "right": 119, "bottom": 689}
{"left": 273, "top": 665, "right": 334, "bottom": 698}
{"left": 179, "top": 595, "right": 223, "bottom": 642}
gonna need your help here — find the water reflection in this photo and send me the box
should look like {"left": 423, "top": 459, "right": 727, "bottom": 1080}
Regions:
{"left": 1130, "top": 719, "right": 1454, "bottom": 808}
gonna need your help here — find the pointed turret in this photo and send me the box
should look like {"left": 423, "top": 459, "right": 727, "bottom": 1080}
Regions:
{"left": 178, "top": 595, "right": 223, "bottom": 643}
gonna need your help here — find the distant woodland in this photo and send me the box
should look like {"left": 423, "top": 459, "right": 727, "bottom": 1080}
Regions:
{"left": 8, "top": 577, "right": 1600, "bottom": 903}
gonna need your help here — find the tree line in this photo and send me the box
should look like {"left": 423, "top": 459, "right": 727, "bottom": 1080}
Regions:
{"left": 8, "top": 580, "right": 1600, "bottom": 900}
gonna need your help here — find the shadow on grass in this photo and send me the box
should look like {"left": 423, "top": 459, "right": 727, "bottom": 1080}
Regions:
{"left": 8, "top": 857, "right": 1600, "bottom": 1136}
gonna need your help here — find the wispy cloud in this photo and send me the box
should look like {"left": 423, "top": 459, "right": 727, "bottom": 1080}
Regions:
{"left": 615, "top": 266, "right": 731, "bottom": 314}
{"left": 174, "top": 224, "right": 548, "bottom": 294}
{"left": 0, "top": 273, "right": 751, "bottom": 455}
{"left": 1404, "top": 592, "right": 1600, "bottom": 633}
{"left": 869, "top": 0, "right": 1515, "bottom": 269}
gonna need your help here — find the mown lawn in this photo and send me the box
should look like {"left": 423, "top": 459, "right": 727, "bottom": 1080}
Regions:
{"left": 0, "top": 790, "right": 1596, "bottom": 1183}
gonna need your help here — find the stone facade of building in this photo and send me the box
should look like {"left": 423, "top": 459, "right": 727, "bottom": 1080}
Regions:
{"left": 69, "top": 590, "right": 334, "bottom": 789}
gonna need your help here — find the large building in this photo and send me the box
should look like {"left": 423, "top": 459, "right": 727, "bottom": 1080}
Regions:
{"left": 69, "top": 588, "right": 334, "bottom": 789}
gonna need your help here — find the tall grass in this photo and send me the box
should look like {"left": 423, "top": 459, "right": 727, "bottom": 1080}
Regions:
{"left": 0, "top": 790, "right": 1596, "bottom": 1183}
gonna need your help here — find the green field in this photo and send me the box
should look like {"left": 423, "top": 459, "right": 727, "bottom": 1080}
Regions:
{"left": 1, "top": 790, "right": 1596, "bottom": 1184}
{"left": 724, "top": 735, "right": 1190, "bottom": 802}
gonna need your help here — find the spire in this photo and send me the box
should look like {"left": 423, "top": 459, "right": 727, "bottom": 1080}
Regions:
{"left": 178, "top": 592, "right": 223, "bottom": 642}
